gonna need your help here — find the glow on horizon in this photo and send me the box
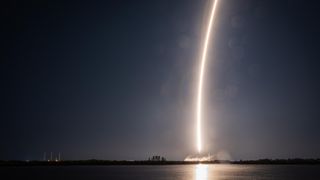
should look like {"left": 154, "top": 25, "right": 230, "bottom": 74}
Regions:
{"left": 196, "top": 0, "right": 219, "bottom": 154}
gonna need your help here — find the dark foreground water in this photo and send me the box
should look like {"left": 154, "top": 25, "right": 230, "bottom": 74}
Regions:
{"left": 2, "top": 164, "right": 320, "bottom": 179}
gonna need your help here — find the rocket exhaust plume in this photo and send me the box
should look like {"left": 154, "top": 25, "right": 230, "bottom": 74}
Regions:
{"left": 196, "top": 0, "right": 219, "bottom": 154}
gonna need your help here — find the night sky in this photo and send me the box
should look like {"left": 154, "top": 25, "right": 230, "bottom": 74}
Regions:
{"left": 2, "top": 0, "right": 320, "bottom": 161}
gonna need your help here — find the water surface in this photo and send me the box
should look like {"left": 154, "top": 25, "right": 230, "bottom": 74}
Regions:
{"left": 2, "top": 164, "right": 320, "bottom": 179}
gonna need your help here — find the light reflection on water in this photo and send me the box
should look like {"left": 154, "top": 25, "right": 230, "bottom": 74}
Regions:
{"left": 195, "top": 164, "right": 208, "bottom": 180}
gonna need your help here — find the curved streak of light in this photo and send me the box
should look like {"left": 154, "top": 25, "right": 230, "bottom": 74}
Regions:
{"left": 197, "top": 0, "right": 219, "bottom": 153}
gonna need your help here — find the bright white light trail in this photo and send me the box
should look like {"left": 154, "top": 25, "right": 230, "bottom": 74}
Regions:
{"left": 196, "top": 0, "right": 219, "bottom": 153}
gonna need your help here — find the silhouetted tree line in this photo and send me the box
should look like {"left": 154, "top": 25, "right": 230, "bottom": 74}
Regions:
{"left": 234, "top": 158, "right": 320, "bottom": 165}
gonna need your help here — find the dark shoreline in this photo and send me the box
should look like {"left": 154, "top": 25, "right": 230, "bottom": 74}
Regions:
{"left": 1, "top": 159, "right": 320, "bottom": 166}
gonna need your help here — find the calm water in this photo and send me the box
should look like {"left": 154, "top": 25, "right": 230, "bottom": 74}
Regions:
{"left": 2, "top": 164, "right": 320, "bottom": 179}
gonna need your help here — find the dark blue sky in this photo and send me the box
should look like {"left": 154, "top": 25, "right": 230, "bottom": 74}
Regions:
{"left": 1, "top": 0, "right": 320, "bottom": 160}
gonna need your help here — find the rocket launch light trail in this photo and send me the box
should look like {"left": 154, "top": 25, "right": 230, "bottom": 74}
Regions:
{"left": 196, "top": 0, "right": 219, "bottom": 154}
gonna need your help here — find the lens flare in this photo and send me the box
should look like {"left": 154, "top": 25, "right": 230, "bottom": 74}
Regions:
{"left": 196, "top": 0, "right": 219, "bottom": 153}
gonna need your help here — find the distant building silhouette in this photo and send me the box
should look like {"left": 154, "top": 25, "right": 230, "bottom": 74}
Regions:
{"left": 148, "top": 155, "right": 166, "bottom": 161}
{"left": 43, "top": 152, "right": 61, "bottom": 162}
